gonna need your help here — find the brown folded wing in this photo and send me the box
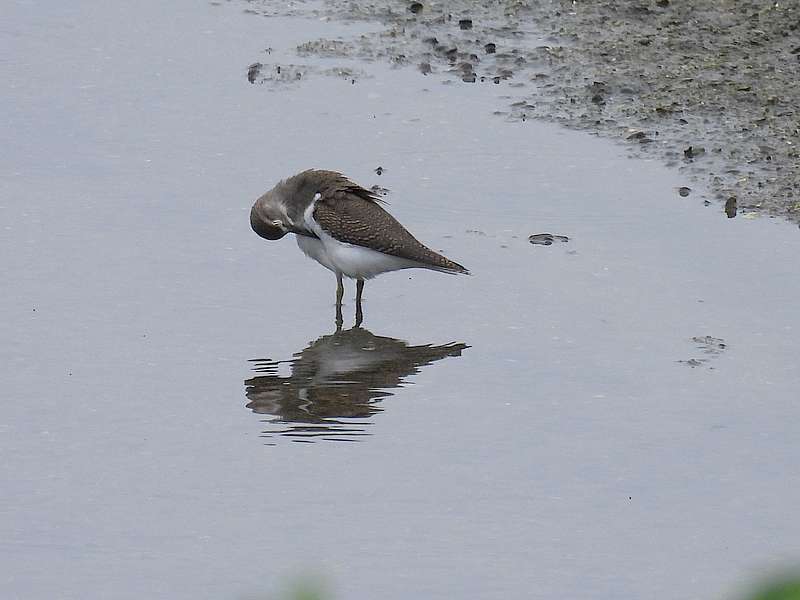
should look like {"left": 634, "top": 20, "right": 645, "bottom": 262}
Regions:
{"left": 313, "top": 183, "right": 468, "bottom": 274}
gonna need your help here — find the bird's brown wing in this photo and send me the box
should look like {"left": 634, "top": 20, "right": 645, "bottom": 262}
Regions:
{"left": 313, "top": 187, "right": 468, "bottom": 273}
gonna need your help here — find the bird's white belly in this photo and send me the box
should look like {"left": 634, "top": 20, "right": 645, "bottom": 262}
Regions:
{"left": 296, "top": 235, "right": 337, "bottom": 273}
{"left": 321, "top": 234, "right": 418, "bottom": 279}
{"left": 296, "top": 231, "right": 417, "bottom": 280}
{"left": 295, "top": 235, "right": 336, "bottom": 273}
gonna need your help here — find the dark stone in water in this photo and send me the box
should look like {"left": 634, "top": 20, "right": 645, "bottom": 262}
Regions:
{"left": 247, "top": 62, "right": 262, "bottom": 83}
{"left": 679, "top": 358, "right": 706, "bottom": 368}
{"left": 692, "top": 335, "right": 727, "bottom": 353}
{"left": 375, "top": 166, "right": 384, "bottom": 175}
{"left": 678, "top": 186, "right": 691, "bottom": 197}
{"left": 459, "top": 18, "right": 473, "bottom": 30}
{"left": 529, "top": 233, "right": 570, "bottom": 245}
{"left": 462, "top": 72, "right": 476, "bottom": 83}
{"left": 485, "top": 42, "right": 496, "bottom": 54}
{"left": 409, "top": 2, "right": 423, "bottom": 14}
{"left": 725, "top": 196, "right": 738, "bottom": 218}
{"left": 684, "top": 145, "right": 706, "bottom": 159}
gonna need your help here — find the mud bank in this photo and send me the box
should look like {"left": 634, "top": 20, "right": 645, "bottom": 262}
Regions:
{"left": 244, "top": 0, "right": 800, "bottom": 223}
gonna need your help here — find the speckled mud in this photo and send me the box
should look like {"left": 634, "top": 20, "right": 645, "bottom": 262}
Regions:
{"left": 243, "top": 0, "right": 800, "bottom": 223}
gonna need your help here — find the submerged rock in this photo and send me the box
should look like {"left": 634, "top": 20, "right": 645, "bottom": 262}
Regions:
{"left": 529, "top": 233, "right": 570, "bottom": 245}
{"left": 725, "top": 196, "right": 738, "bottom": 218}
{"left": 247, "top": 62, "right": 262, "bottom": 83}
{"left": 684, "top": 145, "right": 706, "bottom": 160}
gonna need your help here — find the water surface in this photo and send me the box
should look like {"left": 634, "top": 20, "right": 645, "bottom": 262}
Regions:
{"left": 2, "top": 1, "right": 800, "bottom": 599}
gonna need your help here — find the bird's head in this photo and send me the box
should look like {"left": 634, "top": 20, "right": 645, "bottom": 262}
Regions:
{"left": 250, "top": 188, "right": 289, "bottom": 241}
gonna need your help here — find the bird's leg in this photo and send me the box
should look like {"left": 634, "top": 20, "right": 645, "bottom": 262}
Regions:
{"left": 336, "top": 273, "right": 344, "bottom": 305}
{"left": 355, "top": 279, "right": 364, "bottom": 327}
{"left": 335, "top": 273, "right": 344, "bottom": 329}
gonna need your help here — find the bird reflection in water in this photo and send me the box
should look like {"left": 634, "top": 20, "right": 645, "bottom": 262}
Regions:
{"left": 244, "top": 326, "right": 468, "bottom": 444}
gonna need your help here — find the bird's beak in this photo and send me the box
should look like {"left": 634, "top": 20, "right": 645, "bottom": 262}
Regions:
{"left": 250, "top": 206, "right": 287, "bottom": 240}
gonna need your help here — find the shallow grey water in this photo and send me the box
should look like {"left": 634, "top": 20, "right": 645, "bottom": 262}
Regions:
{"left": 2, "top": 1, "right": 800, "bottom": 599}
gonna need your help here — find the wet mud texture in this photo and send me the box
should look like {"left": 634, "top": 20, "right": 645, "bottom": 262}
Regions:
{"left": 244, "top": 0, "right": 800, "bottom": 223}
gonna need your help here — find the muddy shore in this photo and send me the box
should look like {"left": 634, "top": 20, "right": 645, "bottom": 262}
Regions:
{"left": 246, "top": 0, "right": 800, "bottom": 224}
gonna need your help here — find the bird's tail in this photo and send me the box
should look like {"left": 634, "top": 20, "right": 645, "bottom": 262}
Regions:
{"left": 421, "top": 253, "right": 470, "bottom": 275}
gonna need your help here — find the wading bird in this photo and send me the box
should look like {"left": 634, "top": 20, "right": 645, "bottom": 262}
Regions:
{"left": 250, "top": 169, "right": 468, "bottom": 326}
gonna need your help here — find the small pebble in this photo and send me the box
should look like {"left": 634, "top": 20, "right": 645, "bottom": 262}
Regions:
{"left": 529, "top": 233, "right": 569, "bottom": 245}
{"left": 725, "top": 196, "right": 738, "bottom": 218}
{"left": 247, "top": 62, "right": 262, "bottom": 83}
{"left": 684, "top": 145, "right": 706, "bottom": 159}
